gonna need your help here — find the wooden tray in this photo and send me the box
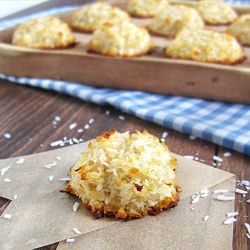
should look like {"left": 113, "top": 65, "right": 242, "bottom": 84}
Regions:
{"left": 0, "top": 0, "right": 250, "bottom": 104}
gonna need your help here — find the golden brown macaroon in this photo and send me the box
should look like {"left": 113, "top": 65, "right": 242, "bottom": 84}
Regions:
{"left": 88, "top": 21, "right": 154, "bottom": 57}
{"left": 227, "top": 14, "right": 250, "bottom": 46}
{"left": 196, "top": 0, "right": 238, "bottom": 25}
{"left": 166, "top": 29, "right": 246, "bottom": 65}
{"left": 127, "top": 0, "right": 169, "bottom": 18}
{"left": 64, "top": 130, "right": 181, "bottom": 220}
{"left": 70, "top": 2, "right": 130, "bottom": 33}
{"left": 147, "top": 5, "right": 204, "bottom": 38}
{"left": 12, "top": 16, "right": 75, "bottom": 49}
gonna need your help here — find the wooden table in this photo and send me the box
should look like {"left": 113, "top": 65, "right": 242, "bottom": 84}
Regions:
{"left": 0, "top": 1, "right": 249, "bottom": 249}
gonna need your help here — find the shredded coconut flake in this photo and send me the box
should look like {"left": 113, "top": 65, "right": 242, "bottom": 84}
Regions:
{"left": 184, "top": 155, "right": 194, "bottom": 160}
{"left": 204, "top": 215, "right": 209, "bottom": 221}
{"left": 162, "top": 131, "right": 168, "bottom": 138}
{"left": 56, "top": 156, "right": 61, "bottom": 160}
{"left": 223, "top": 152, "right": 231, "bottom": 157}
{"left": 1, "top": 166, "right": 11, "bottom": 176}
{"left": 189, "top": 135, "right": 197, "bottom": 140}
{"left": 55, "top": 116, "right": 61, "bottom": 121}
{"left": 160, "top": 138, "right": 165, "bottom": 143}
{"left": 247, "top": 233, "right": 250, "bottom": 239}
{"left": 213, "top": 156, "right": 223, "bottom": 162}
{"left": 77, "top": 128, "right": 83, "bottom": 133}
{"left": 236, "top": 188, "right": 248, "bottom": 194}
{"left": 118, "top": 115, "right": 125, "bottom": 120}
{"left": 245, "top": 223, "right": 250, "bottom": 234}
{"left": 227, "top": 212, "right": 239, "bottom": 217}
{"left": 44, "top": 161, "right": 57, "bottom": 169}
{"left": 16, "top": 158, "right": 25, "bottom": 164}
{"left": 73, "top": 228, "right": 81, "bottom": 235}
{"left": 73, "top": 202, "right": 80, "bottom": 212}
{"left": 69, "top": 138, "right": 73, "bottom": 145}
{"left": 192, "top": 195, "right": 200, "bottom": 204}
{"left": 105, "top": 110, "right": 110, "bottom": 115}
{"left": 3, "top": 178, "right": 11, "bottom": 183}
{"left": 214, "top": 189, "right": 229, "bottom": 194}
{"left": 59, "top": 177, "right": 71, "bottom": 181}
{"left": 50, "top": 140, "right": 63, "bottom": 147}
{"left": 89, "top": 118, "right": 94, "bottom": 124}
{"left": 241, "top": 180, "right": 250, "bottom": 186}
{"left": 247, "top": 199, "right": 250, "bottom": 203}
{"left": 84, "top": 124, "right": 89, "bottom": 129}
{"left": 4, "top": 214, "right": 11, "bottom": 219}
{"left": 4, "top": 133, "right": 11, "bottom": 139}
{"left": 224, "top": 217, "right": 237, "bottom": 224}
{"left": 79, "top": 139, "right": 84, "bottom": 142}
{"left": 216, "top": 195, "right": 235, "bottom": 201}
{"left": 66, "top": 238, "right": 75, "bottom": 243}
{"left": 48, "top": 175, "right": 54, "bottom": 182}
{"left": 190, "top": 207, "right": 195, "bottom": 211}
{"left": 73, "top": 138, "right": 79, "bottom": 143}
{"left": 13, "top": 195, "right": 17, "bottom": 199}
{"left": 69, "top": 123, "right": 77, "bottom": 129}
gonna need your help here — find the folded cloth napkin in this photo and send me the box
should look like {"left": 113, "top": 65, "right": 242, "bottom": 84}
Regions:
{"left": 0, "top": 1, "right": 250, "bottom": 156}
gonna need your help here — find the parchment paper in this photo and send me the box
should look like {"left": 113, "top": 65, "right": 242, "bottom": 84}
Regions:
{"left": 0, "top": 141, "right": 235, "bottom": 250}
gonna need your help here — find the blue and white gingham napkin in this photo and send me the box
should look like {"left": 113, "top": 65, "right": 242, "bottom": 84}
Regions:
{"left": 0, "top": 1, "right": 250, "bottom": 156}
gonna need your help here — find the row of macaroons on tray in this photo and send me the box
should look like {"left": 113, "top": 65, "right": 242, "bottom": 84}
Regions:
{"left": 11, "top": 0, "right": 250, "bottom": 64}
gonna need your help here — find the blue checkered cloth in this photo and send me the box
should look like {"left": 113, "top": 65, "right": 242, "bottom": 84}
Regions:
{"left": 0, "top": 1, "right": 250, "bottom": 156}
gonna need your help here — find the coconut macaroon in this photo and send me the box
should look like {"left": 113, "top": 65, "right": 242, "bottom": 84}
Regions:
{"left": 70, "top": 2, "right": 130, "bottom": 32}
{"left": 88, "top": 21, "right": 154, "bottom": 57}
{"left": 147, "top": 5, "right": 204, "bottom": 38}
{"left": 196, "top": 0, "right": 238, "bottom": 25}
{"left": 166, "top": 29, "right": 245, "bottom": 65}
{"left": 65, "top": 130, "right": 181, "bottom": 220}
{"left": 227, "top": 14, "right": 250, "bottom": 46}
{"left": 12, "top": 16, "right": 75, "bottom": 49}
{"left": 127, "top": 0, "right": 169, "bottom": 18}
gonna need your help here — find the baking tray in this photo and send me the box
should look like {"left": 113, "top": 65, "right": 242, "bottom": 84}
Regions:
{"left": 0, "top": 0, "right": 250, "bottom": 104}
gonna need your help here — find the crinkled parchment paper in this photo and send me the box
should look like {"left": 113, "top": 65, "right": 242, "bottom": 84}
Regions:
{"left": 0, "top": 141, "right": 235, "bottom": 250}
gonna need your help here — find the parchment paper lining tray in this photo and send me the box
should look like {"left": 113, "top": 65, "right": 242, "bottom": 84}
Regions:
{"left": 0, "top": 141, "right": 235, "bottom": 250}
{"left": 0, "top": 0, "right": 250, "bottom": 104}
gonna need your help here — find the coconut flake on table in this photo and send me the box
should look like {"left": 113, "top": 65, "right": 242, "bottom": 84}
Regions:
{"left": 53, "top": 121, "right": 57, "bottom": 125}
{"left": 3, "top": 178, "right": 11, "bottom": 183}
{"left": 247, "top": 199, "right": 250, "bottom": 204}
{"left": 236, "top": 188, "right": 248, "bottom": 194}
{"left": 50, "top": 140, "right": 63, "bottom": 147}
{"left": 195, "top": 157, "right": 199, "bottom": 161}
{"left": 73, "top": 202, "right": 80, "bottom": 212}
{"left": 3, "top": 133, "right": 11, "bottom": 139}
{"left": 200, "top": 159, "right": 205, "bottom": 162}
{"left": 216, "top": 195, "right": 235, "bottom": 201}
{"left": 77, "top": 128, "right": 83, "bottom": 133}
{"left": 105, "top": 110, "right": 110, "bottom": 115}
{"left": 0, "top": 166, "right": 11, "bottom": 176}
{"left": 162, "top": 131, "right": 168, "bottom": 138}
{"left": 213, "top": 163, "right": 217, "bottom": 167}
{"left": 224, "top": 217, "right": 237, "bottom": 225}
{"left": 4, "top": 214, "right": 11, "bottom": 219}
{"left": 184, "top": 155, "right": 194, "bottom": 160}
{"left": 203, "top": 215, "right": 209, "bottom": 221}
{"left": 79, "top": 139, "right": 84, "bottom": 142}
{"left": 66, "top": 238, "right": 75, "bottom": 243}
{"left": 84, "top": 124, "right": 89, "bottom": 129}
{"left": 227, "top": 212, "right": 239, "bottom": 217}
{"left": 73, "top": 138, "right": 79, "bottom": 143}
{"left": 16, "top": 158, "right": 25, "bottom": 164}
{"left": 213, "top": 156, "right": 223, "bottom": 162}
{"left": 73, "top": 228, "right": 81, "bottom": 235}
{"left": 247, "top": 233, "right": 250, "bottom": 239}
{"left": 241, "top": 180, "right": 250, "bottom": 186}
{"left": 160, "top": 138, "right": 165, "bottom": 143}
{"left": 13, "top": 195, "right": 17, "bottom": 199}
{"left": 69, "top": 123, "right": 77, "bottom": 130}
{"left": 214, "top": 189, "right": 229, "bottom": 194}
{"left": 56, "top": 156, "right": 61, "bottom": 161}
{"left": 189, "top": 135, "right": 197, "bottom": 140}
{"left": 44, "top": 161, "right": 57, "bottom": 169}
{"left": 89, "top": 118, "right": 94, "bottom": 124}
{"left": 48, "top": 175, "right": 54, "bottom": 182}
{"left": 245, "top": 223, "right": 250, "bottom": 235}
{"left": 192, "top": 195, "right": 200, "bottom": 204}
{"left": 118, "top": 115, "right": 125, "bottom": 120}
{"left": 54, "top": 116, "right": 61, "bottom": 121}
{"left": 69, "top": 138, "right": 73, "bottom": 145}
{"left": 190, "top": 207, "right": 195, "bottom": 211}
{"left": 59, "top": 177, "right": 71, "bottom": 181}
{"left": 223, "top": 152, "right": 231, "bottom": 157}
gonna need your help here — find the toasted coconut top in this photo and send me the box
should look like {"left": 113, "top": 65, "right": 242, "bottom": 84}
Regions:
{"left": 67, "top": 130, "right": 179, "bottom": 218}
{"left": 127, "top": 0, "right": 169, "bottom": 18}
{"left": 70, "top": 2, "right": 130, "bottom": 32}
{"left": 196, "top": 0, "right": 238, "bottom": 25}
{"left": 147, "top": 5, "right": 204, "bottom": 37}
{"left": 89, "top": 21, "right": 153, "bottom": 57}
{"left": 12, "top": 16, "right": 75, "bottom": 49}
{"left": 166, "top": 29, "right": 245, "bottom": 64}
{"left": 227, "top": 14, "right": 250, "bottom": 45}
